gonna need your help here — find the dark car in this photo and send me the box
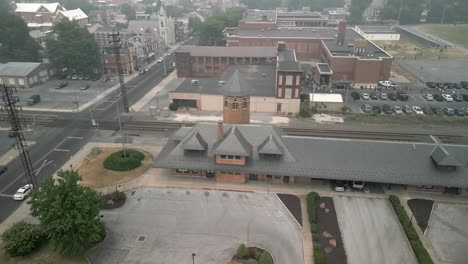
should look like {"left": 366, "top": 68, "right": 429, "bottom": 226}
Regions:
{"left": 26, "top": 94, "right": 40, "bottom": 106}
{"left": 453, "top": 94, "right": 463, "bottom": 102}
{"left": 0, "top": 166, "right": 7, "bottom": 175}
{"left": 431, "top": 106, "right": 444, "bottom": 115}
{"left": 426, "top": 82, "right": 436, "bottom": 88}
{"left": 444, "top": 82, "right": 455, "bottom": 89}
{"left": 461, "top": 81, "right": 468, "bottom": 89}
{"left": 372, "top": 105, "right": 382, "bottom": 114}
{"left": 382, "top": 104, "right": 393, "bottom": 114}
{"left": 55, "top": 81, "right": 68, "bottom": 89}
{"left": 388, "top": 92, "right": 398, "bottom": 101}
{"left": 396, "top": 92, "right": 408, "bottom": 101}
{"left": 454, "top": 108, "right": 465, "bottom": 117}
{"left": 432, "top": 94, "right": 444, "bottom": 102}
{"left": 370, "top": 92, "right": 379, "bottom": 100}
{"left": 334, "top": 83, "right": 351, "bottom": 89}
{"left": 8, "top": 130, "right": 17, "bottom": 138}
{"left": 163, "top": 67, "right": 175, "bottom": 77}
{"left": 453, "top": 83, "right": 462, "bottom": 89}
{"left": 351, "top": 91, "right": 360, "bottom": 100}
{"left": 422, "top": 107, "right": 433, "bottom": 115}
{"left": 443, "top": 107, "right": 455, "bottom": 116}
{"left": 462, "top": 94, "right": 468, "bottom": 101}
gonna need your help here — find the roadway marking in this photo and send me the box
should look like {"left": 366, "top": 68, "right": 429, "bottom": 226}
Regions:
{"left": 34, "top": 159, "right": 54, "bottom": 176}
{"left": 0, "top": 159, "right": 55, "bottom": 193}
{"left": 0, "top": 194, "right": 13, "bottom": 198}
{"left": 53, "top": 149, "right": 70, "bottom": 152}
{"left": 68, "top": 136, "right": 83, "bottom": 140}
{"left": 94, "top": 101, "right": 115, "bottom": 111}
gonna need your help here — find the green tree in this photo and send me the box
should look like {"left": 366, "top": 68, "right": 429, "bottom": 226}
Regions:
{"left": 46, "top": 21, "right": 100, "bottom": 74}
{"left": 381, "top": 0, "right": 425, "bottom": 24}
{"left": 224, "top": 7, "right": 246, "bottom": 27}
{"left": 121, "top": 3, "right": 136, "bottom": 20}
{"left": 28, "top": 169, "right": 105, "bottom": 255}
{"left": 165, "top": 5, "right": 185, "bottom": 17}
{"left": 427, "top": 0, "right": 466, "bottom": 23}
{"left": 199, "top": 16, "right": 225, "bottom": 46}
{"left": 240, "top": 0, "right": 282, "bottom": 9}
{"left": 61, "top": 0, "right": 92, "bottom": 15}
{"left": 0, "top": 13, "right": 40, "bottom": 62}
{"left": 188, "top": 17, "right": 202, "bottom": 34}
{"left": 309, "top": 0, "right": 345, "bottom": 11}
{"left": 1, "top": 221, "right": 45, "bottom": 257}
{"left": 258, "top": 251, "right": 273, "bottom": 264}
{"left": 0, "top": 0, "right": 10, "bottom": 13}
{"left": 236, "top": 243, "right": 248, "bottom": 259}
{"left": 348, "top": 0, "right": 373, "bottom": 24}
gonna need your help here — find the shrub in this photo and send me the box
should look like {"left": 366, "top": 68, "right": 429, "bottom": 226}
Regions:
{"left": 242, "top": 260, "right": 258, "bottom": 264}
{"left": 33, "top": 256, "right": 55, "bottom": 264}
{"left": 2, "top": 221, "right": 46, "bottom": 257}
{"left": 236, "top": 243, "right": 248, "bottom": 259}
{"left": 258, "top": 251, "right": 273, "bottom": 264}
{"left": 306, "top": 192, "right": 319, "bottom": 224}
{"left": 169, "top": 102, "right": 178, "bottom": 111}
{"left": 310, "top": 223, "right": 318, "bottom": 233}
{"left": 388, "top": 195, "right": 434, "bottom": 264}
{"left": 299, "top": 103, "right": 312, "bottom": 118}
{"left": 351, "top": 91, "right": 360, "bottom": 100}
{"left": 111, "top": 190, "right": 125, "bottom": 202}
{"left": 103, "top": 149, "right": 145, "bottom": 171}
{"left": 314, "top": 249, "right": 325, "bottom": 264}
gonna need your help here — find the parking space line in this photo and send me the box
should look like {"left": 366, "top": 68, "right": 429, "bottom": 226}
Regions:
{"left": 53, "top": 149, "right": 70, "bottom": 152}
{"left": 68, "top": 137, "right": 83, "bottom": 140}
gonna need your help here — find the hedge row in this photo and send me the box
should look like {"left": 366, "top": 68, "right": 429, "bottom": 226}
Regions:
{"left": 306, "top": 192, "right": 324, "bottom": 264}
{"left": 388, "top": 195, "right": 434, "bottom": 264}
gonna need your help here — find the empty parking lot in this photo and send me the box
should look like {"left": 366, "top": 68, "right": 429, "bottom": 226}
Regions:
{"left": 334, "top": 195, "right": 417, "bottom": 264}
{"left": 88, "top": 188, "right": 303, "bottom": 264}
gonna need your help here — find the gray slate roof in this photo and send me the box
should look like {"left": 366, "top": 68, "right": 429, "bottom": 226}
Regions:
{"left": 155, "top": 123, "right": 468, "bottom": 188}
{"left": 220, "top": 69, "right": 255, "bottom": 96}
{"left": 177, "top": 45, "right": 277, "bottom": 58}
{"left": 278, "top": 48, "right": 301, "bottom": 72}
{"left": 213, "top": 126, "right": 252, "bottom": 156}
{"left": 258, "top": 135, "right": 283, "bottom": 155}
{"left": 430, "top": 146, "right": 463, "bottom": 166}
{"left": 0, "top": 62, "right": 42, "bottom": 77}
{"left": 181, "top": 131, "right": 207, "bottom": 151}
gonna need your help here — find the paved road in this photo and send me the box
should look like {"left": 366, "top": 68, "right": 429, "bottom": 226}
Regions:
{"left": 88, "top": 188, "right": 304, "bottom": 264}
{"left": 0, "top": 53, "right": 175, "bottom": 223}
{"left": 333, "top": 195, "right": 417, "bottom": 264}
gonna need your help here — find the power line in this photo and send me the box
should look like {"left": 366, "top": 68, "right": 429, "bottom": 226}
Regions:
{"left": 108, "top": 32, "right": 130, "bottom": 113}
{"left": 1, "top": 84, "right": 38, "bottom": 189}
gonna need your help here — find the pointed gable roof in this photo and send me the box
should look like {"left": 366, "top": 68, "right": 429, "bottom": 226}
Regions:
{"left": 213, "top": 126, "right": 252, "bottom": 156}
{"left": 221, "top": 69, "right": 254, "bottom": 97}
{"left": 181, "top": 131, "right": 207, "bottom": 151}
{"left": 258, "top": 135, "right": 283, "bottom": 155}
{"left": 430, "top": 146, "right": 463, "bottom": 167}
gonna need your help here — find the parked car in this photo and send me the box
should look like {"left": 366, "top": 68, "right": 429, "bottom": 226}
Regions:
{"left": 396, "top": 92, "right": 408, "bottom": 101}
{"left": 26, "top": 94, "right": 40, "bottom": 106}
{"left": 370, "top": 92, "right": 378, "bottom": 100}
{"left": 139, "top": 69, "right": 146, "bottom": 75}
{"left": 453, "top": 94, "right": 463, "bottom": 102}
{"left": 412, "top": 106, "right": 424, "bottom": 115}
{"left": 433, "top": 94, "right": 444, "bottom": 102}
{"left": 464, "top": 107, "right": 468, "bottom": 115}
{"left": 462, "top": 94, "right": 468, "bottom": 101}
{"left": 351, "top": 91, "right": 360, "bottom": 100}
{"left": 334, "top": 181, "right": 346, "bottom": 192}
{"left": 55, "top": 82, "right": 68, "bottom": 89}
{"left": 71, "top": 74, "right": 79, "bottom": 80}
{"left": 378, "top": 80, "right": 396, "bottom": 88}
{"left": 361, "top": 93, "right": 370, "bottom": 100}
{"left": 361, "top": 104, "right": 372, "bottom": 113}
{"left": 403, "top": 105, "right": 412, "bottom": 114}
{"left": 454, "top": 108, "right": 465, "bottom": 116}
{"left": 388, "top": 92, "right": 397, "bottom": 101}
{"left": 426, "top": 82, "right": 436, "bottom": 88}
{"left": 442, "top": 94, "right": 453, "bottom": 102}
{"left": 100, "top": 76, "right": 110, "bottom": 82}
{"left": 334, "top": 83, "right": 351, "bottom": 89}
{"left": 461, "top": 81, "right": 468, "bottom": 89}
{"left": 423, "top": 94, "right": 433, "bottom": 101}
{"left": 379, "top": 93, "right": 388, "bottom": 100}
{"left": 13, "top": 184, "right": 33, "bottom": 201}
{"left": 443, "top": 107, "right": 455, "bottom": 116}
{"left": 382, "top": 104, "right": 393, "bottom": 114}
{"left": 422, "top": 107, "right": 433, "bottom": 115}
{"left": 453, "top": 83, "right": 462, "bottom": 89}
{"left": 352, "top": 181, "right": 365, "bottom": 189}
{"left": 157, "top": 57, "right": 164, "bottom": 63}
{"left": 393, "top": 105, "right": 403, "bottom": 115}
{"left": 90, "top": 74, "right": 101, "bottom": 81}
{"left": 431, "top": 106, "right": 444, "bottom": 115}
{"left": 372, "top": 105, "right": 381, "bottom": 114}
{"left": 79, "top": 84, "right": 91, "bottom": 90}
{"left": 0, "top": 166, "right": 7, "bottom": 175}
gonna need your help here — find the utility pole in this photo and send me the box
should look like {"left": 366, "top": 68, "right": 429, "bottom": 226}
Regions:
{"left": 109, "top": 32, "right": 130, "bottom": 113}
{"left": 115, "top": 96, "right": 128, "bottom": 158}
{"left": 398, "top": 0, "right": 403, "bottom": 24}
{"left": 1, "top": 84, "right": 38, "bottom": 189}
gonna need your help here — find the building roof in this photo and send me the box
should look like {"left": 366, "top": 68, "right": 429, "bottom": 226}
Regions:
{"left": 58, "top": 9, "right": 88, "bottom": 21}
{"left": 317, "top": 63, "right": 332, "bottom": 74}
{"left": 309, "top": 93, "right": 343, "bottom": 103}
{"left": 172, "top": 65, "right": 276, "bottom": 97}
{"left": 29, "top": 30, "right": 47, "bottom": 39}
{"left": 213, "top": 126, "right": 252, "bottom": 156}
{"left": 220, "top": 70, "right": 255, "bottom": 96}
{"left": 356, "top": 25, "right": 397, "bottom": 34}
{"left": 177, "top": 45, "right": 277, "bottom": 58}
{"left": 128, "top": 20, "right": 160, "bottom": 34}
{"left": 242, "top": 9, "right": 277, "bottom": 23}
{"left": 258, "top": 135, "right": 283, "bottom": 155}
{"left": 430, "top": 146, "right": 463, "bottom": 167}
{"left": 0, "top": 62, "right": 42, "bottom": 77}
{"left": 15, "top": 3, "right": 62, "bottom": 13}
{"left": 278, "top": 48, "right": 301, "bottom": 72}
{"left": 181, "top": 131, "right": 208, "bottom": 151}
{"left": 155, "top": 123, "right": 468, "bottom": 188}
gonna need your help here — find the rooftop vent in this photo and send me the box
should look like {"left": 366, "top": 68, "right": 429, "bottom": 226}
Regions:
{"left": 191, "top": 80, "right": 199, "bottom": 86}
{"left": 218, "top": 80, "right": 226, "bottom": 87}
{"left": 262, "top": 73, "right": 266, "bottom": 77}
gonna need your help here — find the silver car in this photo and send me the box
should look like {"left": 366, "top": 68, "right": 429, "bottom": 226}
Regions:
{"left": 13, "top": 184, "right": 33, "bottom": 201}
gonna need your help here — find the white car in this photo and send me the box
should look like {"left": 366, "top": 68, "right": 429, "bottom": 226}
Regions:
{"left": 13, "top": 184, "right": 33, "bottom": 201}
{"left": 442, "top": 94, "right": 453, "bottom": 102}
{"left": 378, "top": 80, "right": 396, "bottom": 88}
{"left": 423, "top": 94, "right": 433, "bottom": 101}
{"left": 352, "top": 181, "right": 365, "bottom": 189}
{"left": 412, "top": 106, "right": 424, "bottom": 115}
{"left": 157, "top": 57, "right": 164, "bottom": 63}
{"left": 393, "top": 105, "right": 403, "bottom": 115}
{"left": 361, "top": 93, "right": 370, "bottom": 100}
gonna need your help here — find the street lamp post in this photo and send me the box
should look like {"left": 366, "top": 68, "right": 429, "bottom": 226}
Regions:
{"left": 397, "top": 0, "right": 403, "bottom": 24}
{"left": 192, "top": 253, "right": 196, "bottom": 264}
{"left": 155, "top": 91, "right": 160, "bottom": 117}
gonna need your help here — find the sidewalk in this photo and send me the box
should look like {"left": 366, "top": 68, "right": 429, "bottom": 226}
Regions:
{"left": 131, "top": 70, "right": 177, "bottom": 112}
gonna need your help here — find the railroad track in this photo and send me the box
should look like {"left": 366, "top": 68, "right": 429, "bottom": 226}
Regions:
{"left": 122, "top": 120, "right": 464, "bottom": 143}
{"left": 0, "top": 113, "right": 58, "bottom": 126}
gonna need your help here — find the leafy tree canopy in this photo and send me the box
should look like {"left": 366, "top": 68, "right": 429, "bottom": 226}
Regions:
{"left": 381, "top": 0, "right": 424, "bottom": 24}
{"left": 28, "top": 169, "right": 105, "bottom": 255}
{"left": 46, "top": 21, "right": 100, "bottom": 74}
{"left": 188, "top": 16, "right": 202, "bottom": 34}
{"left": 348, "top": 0, "right": 373, "bottom": 24}
{"left": 121, "top": 3, "right": 136, "bottom": 20}
{"left": 0, "top": 13, "right": 40, "bottom": 63}
{"left": 165, "top": 5, "right": 185, "bottom": 17}
{"left": 426, "top": 0, "right": 468, "bottom": 23}
{"left": 198, "top": 7, "right": 246, "bottom": 46}
{"left": 240, "top": 0, "right": 281, "bottom": 9}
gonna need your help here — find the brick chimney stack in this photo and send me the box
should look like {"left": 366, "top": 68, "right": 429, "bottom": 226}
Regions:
{"left": 217, "top": 121, "right": 223, "bottom": 142}
{"left": 337, "top": 20, "right": 347, "bottom": 45}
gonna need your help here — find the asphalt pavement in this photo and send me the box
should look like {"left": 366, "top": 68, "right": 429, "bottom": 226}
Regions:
{"left": 0, "top": 53, "right": 175, "bottom": 223}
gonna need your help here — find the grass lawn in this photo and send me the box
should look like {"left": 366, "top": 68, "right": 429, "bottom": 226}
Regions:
{"left": 419, "top": 24, "right": 468, "bottom": 49}
{"left": 0, "top": 242, "right": 87, "bottom": 264}
{"left": 77, "top": 148, "right": 152, "bottom": 188}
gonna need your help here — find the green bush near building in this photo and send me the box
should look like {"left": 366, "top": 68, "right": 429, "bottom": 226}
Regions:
{"left": 388, "top": 195, "right": 434, "bottom": 264}
{"left": 103, "top": 149, "right": 145, "bottom": 171}
{"left": 2, "top": 221, "right": 46, "bottom": 257}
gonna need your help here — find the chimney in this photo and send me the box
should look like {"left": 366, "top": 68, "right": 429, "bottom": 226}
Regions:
{"left": 277, "top": 41, "right": 286, "bottom": 52}
{"left": 217, "top": 121, "right": 223, "bottom": 142}
{"left": 337, "top": 20, "right": 347, "bottom": 45}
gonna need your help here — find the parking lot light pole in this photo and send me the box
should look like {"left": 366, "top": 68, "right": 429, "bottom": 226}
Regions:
{"left": 192, "top": 253, "right": 196, "bottom": 264}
